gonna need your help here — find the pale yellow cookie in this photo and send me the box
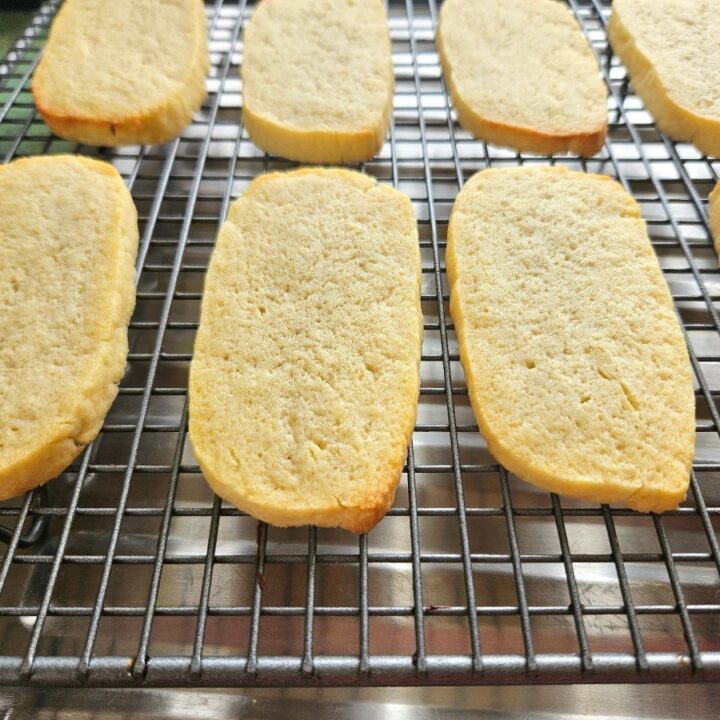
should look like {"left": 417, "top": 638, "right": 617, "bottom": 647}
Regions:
{"left": 447, "top": 167, "right": 695, "bottom": 512}
{"left": 242, "top": 0, "right": 393, "bottom": 164}
{"left": 189, "top": 169, "right": 422, "bottom": 532}
{"left": 33, "top": 0, "right": 208, "bottom": 146}
{"left": 609, "top": 0, "right": 720, "bottom": 156}
{"left": 0, "top": 155, "right": 138, "bottom": 500}
{"left": 437, "top": 0, "right": 607, "bottom": 155}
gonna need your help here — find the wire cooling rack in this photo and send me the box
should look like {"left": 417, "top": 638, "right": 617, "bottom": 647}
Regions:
{"left": 0, "top": 0, "right": 718, "bottom": 688}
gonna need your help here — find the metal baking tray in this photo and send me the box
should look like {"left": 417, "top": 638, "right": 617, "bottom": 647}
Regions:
{"left": 0, "top": 0, "right": 718, "bottom": 688}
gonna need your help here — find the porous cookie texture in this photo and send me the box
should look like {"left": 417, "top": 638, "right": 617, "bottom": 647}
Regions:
{"left": 32, "top": 0, "right": 208, "bottom": 146}
{"left": 242, "top": 0, "right": 394, "bottom": 164}
{"left": 0, "top": 155, "right": 138, "bottom": 500}
{"left": 189, "top": 168, "right": 422, "bottom": 532}
{"left": 437, "top": 0, "right": 607, "bottom": 156}
{"left": 447, "top": 166, "right": 695, "bottom": 512}
{"left": 609, "top": 0, "right": 720, "bottom": 156}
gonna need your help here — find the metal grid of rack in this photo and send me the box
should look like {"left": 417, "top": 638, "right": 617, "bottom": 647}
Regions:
{"left": 0, "top": 0, "right": 718, "bottom": 687}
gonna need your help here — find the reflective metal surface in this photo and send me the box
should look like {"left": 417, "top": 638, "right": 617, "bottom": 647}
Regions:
{"left": 3, "top": 684, "right": 720, "bottom": 719}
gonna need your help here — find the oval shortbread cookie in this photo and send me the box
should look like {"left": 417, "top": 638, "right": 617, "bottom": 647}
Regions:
{"left": 32, "top": 0, "right": 208, "bottom": 146}
{"left": 447, "top": 167, "right": 695, "bottom": 512}
{"left": 437, "top": 0, "right": 607, "bottom": 156}
{"left": 189, "top": 169, "right": 422, "bottom": 532}
{"left": 0, "top": 156, "right": 138, "bottom": 500}
{"left": 242, "top": 0, "right": 394, "bottom": 164}
{"left": 609, "top": 0, "right": 720, "bottom": 157}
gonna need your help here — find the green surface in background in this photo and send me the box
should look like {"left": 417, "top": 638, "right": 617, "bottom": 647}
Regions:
{"left": 0, "top": 6, "right": 64, "bottom": 158}
{"left": 0, "top": 9, "right": 35, "bottom": 58}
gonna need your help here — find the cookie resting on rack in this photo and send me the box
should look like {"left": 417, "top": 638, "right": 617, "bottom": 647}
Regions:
{"left": 241, "top": 0, "right": 394, "bottom": 164}
{"left": 188, "top": 168, "right": 422, "bottom": 532}
{"left": 447, "top": 166, "right": 695, "bottom": 512}
{"left": 437, "top": 0, "right": 607, "bottom": 155}
{"left": 32, "top": 0, "right": 208, "bottom": 146}
{"left": 609, "top": 0, "right": 720, "bottom": 157}
{"left": 0, "top": 155, "right": 138, "bottom": 500}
